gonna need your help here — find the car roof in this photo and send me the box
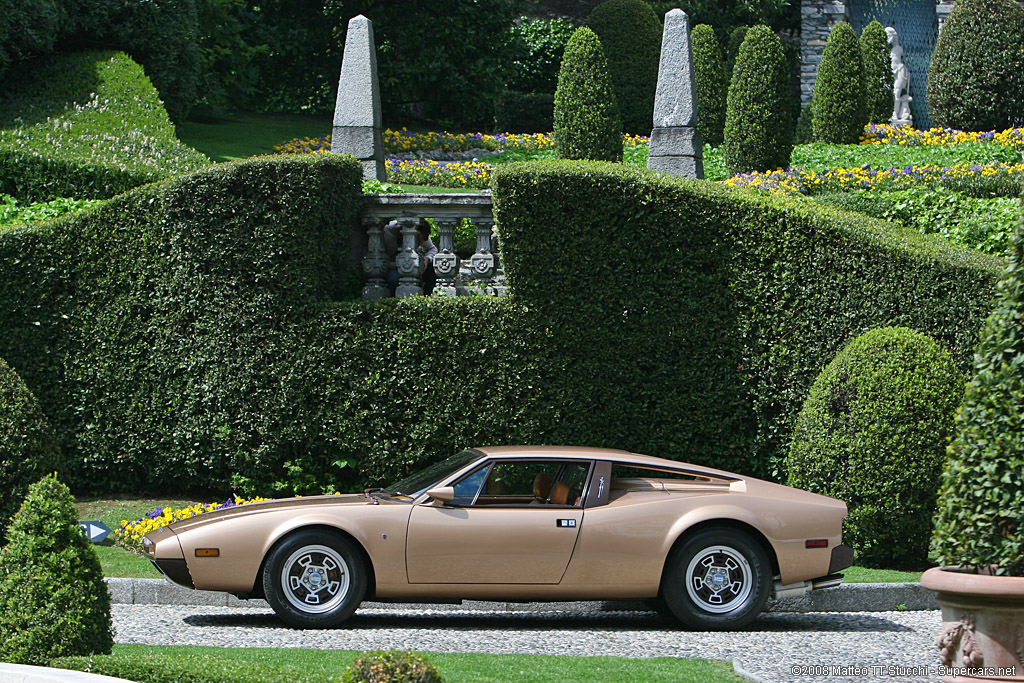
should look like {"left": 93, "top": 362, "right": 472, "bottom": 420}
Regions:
{"left": 472, "top": 446, "right": 744, "bottom": 481}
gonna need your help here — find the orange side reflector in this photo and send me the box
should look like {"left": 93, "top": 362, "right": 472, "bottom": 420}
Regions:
{"left": 805, "top": 539, "right": 829, "bottom": 548}
{"left": 195, "top": 548, "right": 220, "bottom": 557}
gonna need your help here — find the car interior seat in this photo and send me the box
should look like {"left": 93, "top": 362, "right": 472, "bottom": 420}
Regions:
{"left": 532, "top": 473, "right": 552, "bottom": 504}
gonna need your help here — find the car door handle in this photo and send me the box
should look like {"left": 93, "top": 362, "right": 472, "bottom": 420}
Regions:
{"left": 556, "top": 519, "right": 577, "bottom": 528}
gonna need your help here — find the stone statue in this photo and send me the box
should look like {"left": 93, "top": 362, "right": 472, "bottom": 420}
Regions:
{"left": 886, "top": 26, "right": 913, "bottom": 126}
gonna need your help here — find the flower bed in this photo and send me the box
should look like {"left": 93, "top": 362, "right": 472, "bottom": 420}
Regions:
{"left": 116, "top": 497, "right": 271, "bottom": 552}
{"left": 725, "top": 161, "right": 1024, "bottom": 197}
{"left": 275, "top": 130, "right": 651, "bottom": 189}
{"left": 861, "top": 123, "right": 1024, "bottom": 151}
{"left": 384, "top": 158, "right": 494, "bottom": 188}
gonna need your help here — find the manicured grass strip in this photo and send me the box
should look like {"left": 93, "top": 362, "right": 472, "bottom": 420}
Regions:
{"left": 841, "top": 566, "right": 924, "bottom": 584}
{"left": 177, "top": 112, "right": 332, "bottom": 162}
{"left": 54, "top": 645, "right": 744, "bottom": 683}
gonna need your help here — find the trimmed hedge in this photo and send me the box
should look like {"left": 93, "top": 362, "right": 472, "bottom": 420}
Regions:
{"left": 812, "top": 22, "right": 866, "bottom": 144}
{"left": 928, "top": 0, "right": 1024, "bottom": 131}
{"left": 492, "top": 161, "right": 1000, "bottom": 479}
{"left": 724, "top": 25, "right": 793, "bottom": 173}
{"left": 0, "top": 357, "right": 61, "bottom": 542}
{"left": 787, "top": 327, "right": 964, "bottom": 569}
{"left": 0, "top": 51, "right": 209, "bottom": 202}
{"left": 586, "top": 0, "right": 662, "bottom": 135}
{"left": 0, "top": 154, "right": 364, "bottom": 494}
{"left": 932, "top": 214, "right": 1024, "bottom": 575}
{"left": 0, "top": 0, "right": 200, "bottom": 121}
{"left": 343, "top": 650, "right": 442, "bottom": 683}
{"left": 554, "top": 27, "right": 623, "bottom": 162}
{"left": 692, "top": 24, "right": 728, "bottom": 147}
{"left": 0, "top": 474, "right": 113, "bottom": 665}
{"left": 0, "top": 156, "right": 1004, "bottom": 494}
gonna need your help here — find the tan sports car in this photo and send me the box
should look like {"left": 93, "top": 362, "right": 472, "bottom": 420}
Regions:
{"left": 144, "top": 446, "right": 852, "bottom": 630}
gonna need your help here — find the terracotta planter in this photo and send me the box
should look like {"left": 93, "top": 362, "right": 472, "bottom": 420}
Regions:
{"left": 922, "top": 567, "right": 1024, "bottom": 682}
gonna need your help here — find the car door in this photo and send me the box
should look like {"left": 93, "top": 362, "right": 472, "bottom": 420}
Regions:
{"left": 405, "top": 459, "right": 592, "bottom": 584}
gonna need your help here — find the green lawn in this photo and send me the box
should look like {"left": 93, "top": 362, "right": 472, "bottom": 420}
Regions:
{"left": 176, "top": 112, "right": 331, "bottom": 162}
{"left": 54, "top": 645, "right": 745, "bottom": 683}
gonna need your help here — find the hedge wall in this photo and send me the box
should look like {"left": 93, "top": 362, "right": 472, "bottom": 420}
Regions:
{"left": 0, "top": 154, "right": 363, "bottom": 493}
{"left": 492, "top": 161, "right": 1001, "bottom": 477}
{"left": 0, "top": 51, "right": 210, "bottom": 202}
{"left": 0, "top": 155, "right": 1004, "bottom": 494}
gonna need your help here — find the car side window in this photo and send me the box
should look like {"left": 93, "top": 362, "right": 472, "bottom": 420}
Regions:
{"left": 450, "top": 463, "right": 490, "bottom": 506}
{"left": 456, "top": 460, "right": 592, "bottom": 507}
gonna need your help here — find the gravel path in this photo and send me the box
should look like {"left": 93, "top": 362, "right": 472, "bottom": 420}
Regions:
{"left": 113, "top": 604, "right": 943, "bottom": 683}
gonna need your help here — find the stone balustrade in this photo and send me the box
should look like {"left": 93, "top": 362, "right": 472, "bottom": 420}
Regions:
{"left": 359, "top": 193, "right": 504, "bottom": 299}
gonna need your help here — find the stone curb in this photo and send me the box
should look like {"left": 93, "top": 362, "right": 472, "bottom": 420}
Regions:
{"left": 105, "top": 578, "right": 938, "bottom": 612}
{"left": 0, "top": 664, "right": 133, "bottom": 683}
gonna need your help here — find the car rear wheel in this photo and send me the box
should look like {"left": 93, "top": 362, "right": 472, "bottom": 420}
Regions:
{"left": 661, "top": 528, "right": 770, "bottom": 630}
{"left": 262, "top": 530, "right": 366, "bottom": 628}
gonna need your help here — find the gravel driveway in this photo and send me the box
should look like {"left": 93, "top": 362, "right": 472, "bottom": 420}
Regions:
{"left": 113, "top": 603, "right": 943, "bottom": 683}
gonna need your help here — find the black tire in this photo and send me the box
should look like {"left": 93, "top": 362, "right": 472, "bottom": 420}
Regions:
{"left": 262, "top": 530, "right": 366, "bottom": 628}
{"left": 661, "top": 528, "right": 771, "bottom": 630}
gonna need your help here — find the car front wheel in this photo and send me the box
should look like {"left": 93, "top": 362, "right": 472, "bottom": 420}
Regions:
{"left": 262, "top": 530, "right": 366, "bottom": 628}
{"left": 661, "top": 528, "right": 771, "bottom": 630}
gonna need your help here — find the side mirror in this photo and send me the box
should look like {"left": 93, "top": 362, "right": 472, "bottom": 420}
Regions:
{"left": 425, "top": 486, "right": 455, "bottom": 504}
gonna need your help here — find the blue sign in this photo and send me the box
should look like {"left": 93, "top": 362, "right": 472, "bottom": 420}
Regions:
{"left": 78, "top": 520, "right": 111, "bottom": 544}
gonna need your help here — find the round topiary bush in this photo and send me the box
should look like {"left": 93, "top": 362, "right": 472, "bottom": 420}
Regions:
{"left": 0, "top": 357, "right": 60, "bottom": 542}
{"left": 932, "top": 218, "right": 1024, "bottom": 575}
{"left": 787, "top": 327, "right": 964, "bottom": 570}
{"left": 586, "top": 0, "right": 662, "bottom": 136}
{"left": 342, "top": 649, "right": 443, "bottom": 683}
{"left": 506, "top": 17, "right": 577, "bottom": 95}
{"left": 811, "top": 22, "right": 867, "bottom": 143}
{"left": 927, "top": 0, "right": 1024, "bottom": 131}
{"left": 692, "top": 23, "right": 727, "bottom": 146}
{"left": 860, "top": 20, "right": 893, "bottom": 125}
{"left": 725, "top": 25, "right": 749, "bottom": 81}
{"left": 554, "top": 26, "right": 623, "bottom": 162}
{"left": 723, "top": 25, "right": 793, "bottom": 174}
{"left": 0, "top": 474, "right": 114, "bottom": 665}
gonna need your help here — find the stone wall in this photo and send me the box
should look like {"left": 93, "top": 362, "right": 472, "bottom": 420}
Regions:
{"left": 799, "top": 0, "right": 850, "bottom": 105}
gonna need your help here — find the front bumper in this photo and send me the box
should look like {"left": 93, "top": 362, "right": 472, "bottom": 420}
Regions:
{"left": 144, "top": 526, "right": 194, "bottom": 589}
{"left": 150, "top": 558, "right": 194, "bottom": 589}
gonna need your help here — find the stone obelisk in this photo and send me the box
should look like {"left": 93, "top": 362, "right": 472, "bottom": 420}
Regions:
{"left": 331, "top": 15, "right": 384, "bottom": 180}
{"left": 647, "top": 9, "right": 704, "bottom": 179}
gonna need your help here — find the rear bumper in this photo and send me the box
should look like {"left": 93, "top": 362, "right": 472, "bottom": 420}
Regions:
{"left": 829, "top": 544, "right": 854, "bottom": 574}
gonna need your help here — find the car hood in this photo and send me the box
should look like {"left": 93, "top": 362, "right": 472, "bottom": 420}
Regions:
{"left": 165, "top": 493, "right": 385, "bottom": 533}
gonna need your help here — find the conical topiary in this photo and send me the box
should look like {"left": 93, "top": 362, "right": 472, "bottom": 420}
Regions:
{"left": 553, "top": 26, "right": 623, "bottom": 162}
{"left": 787, "top": 327, "right": 964, "bottom": 569}
{"left": 0, "top": 474, "right": 114, "bottom": 664}
{"left": 0, "top": 357, "right": 61, "bottom": 543}
{"left": 927, "top": 0, "right": 1024, "bottom": 131}
{"left": 691, "top": 23, "right": 727, "bottom": 146}
{"left": 812, "top": 22, "right": 867, "bottom": 143}
{"left": 723, "top": 25, "right": 792, "bottom": 174}
{"left": 586, "top": 0, "right": 662, "bottom": 135}
{"left": 860, "top": 21, "right": 893, "bottom": 125}
{"left": 932, "top": 214, "right": 1024, "bottom": 576}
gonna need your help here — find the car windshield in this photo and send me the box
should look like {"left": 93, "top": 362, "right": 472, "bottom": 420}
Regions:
{"left": 383, "top": 450, "right": 481, "bottom": 500}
